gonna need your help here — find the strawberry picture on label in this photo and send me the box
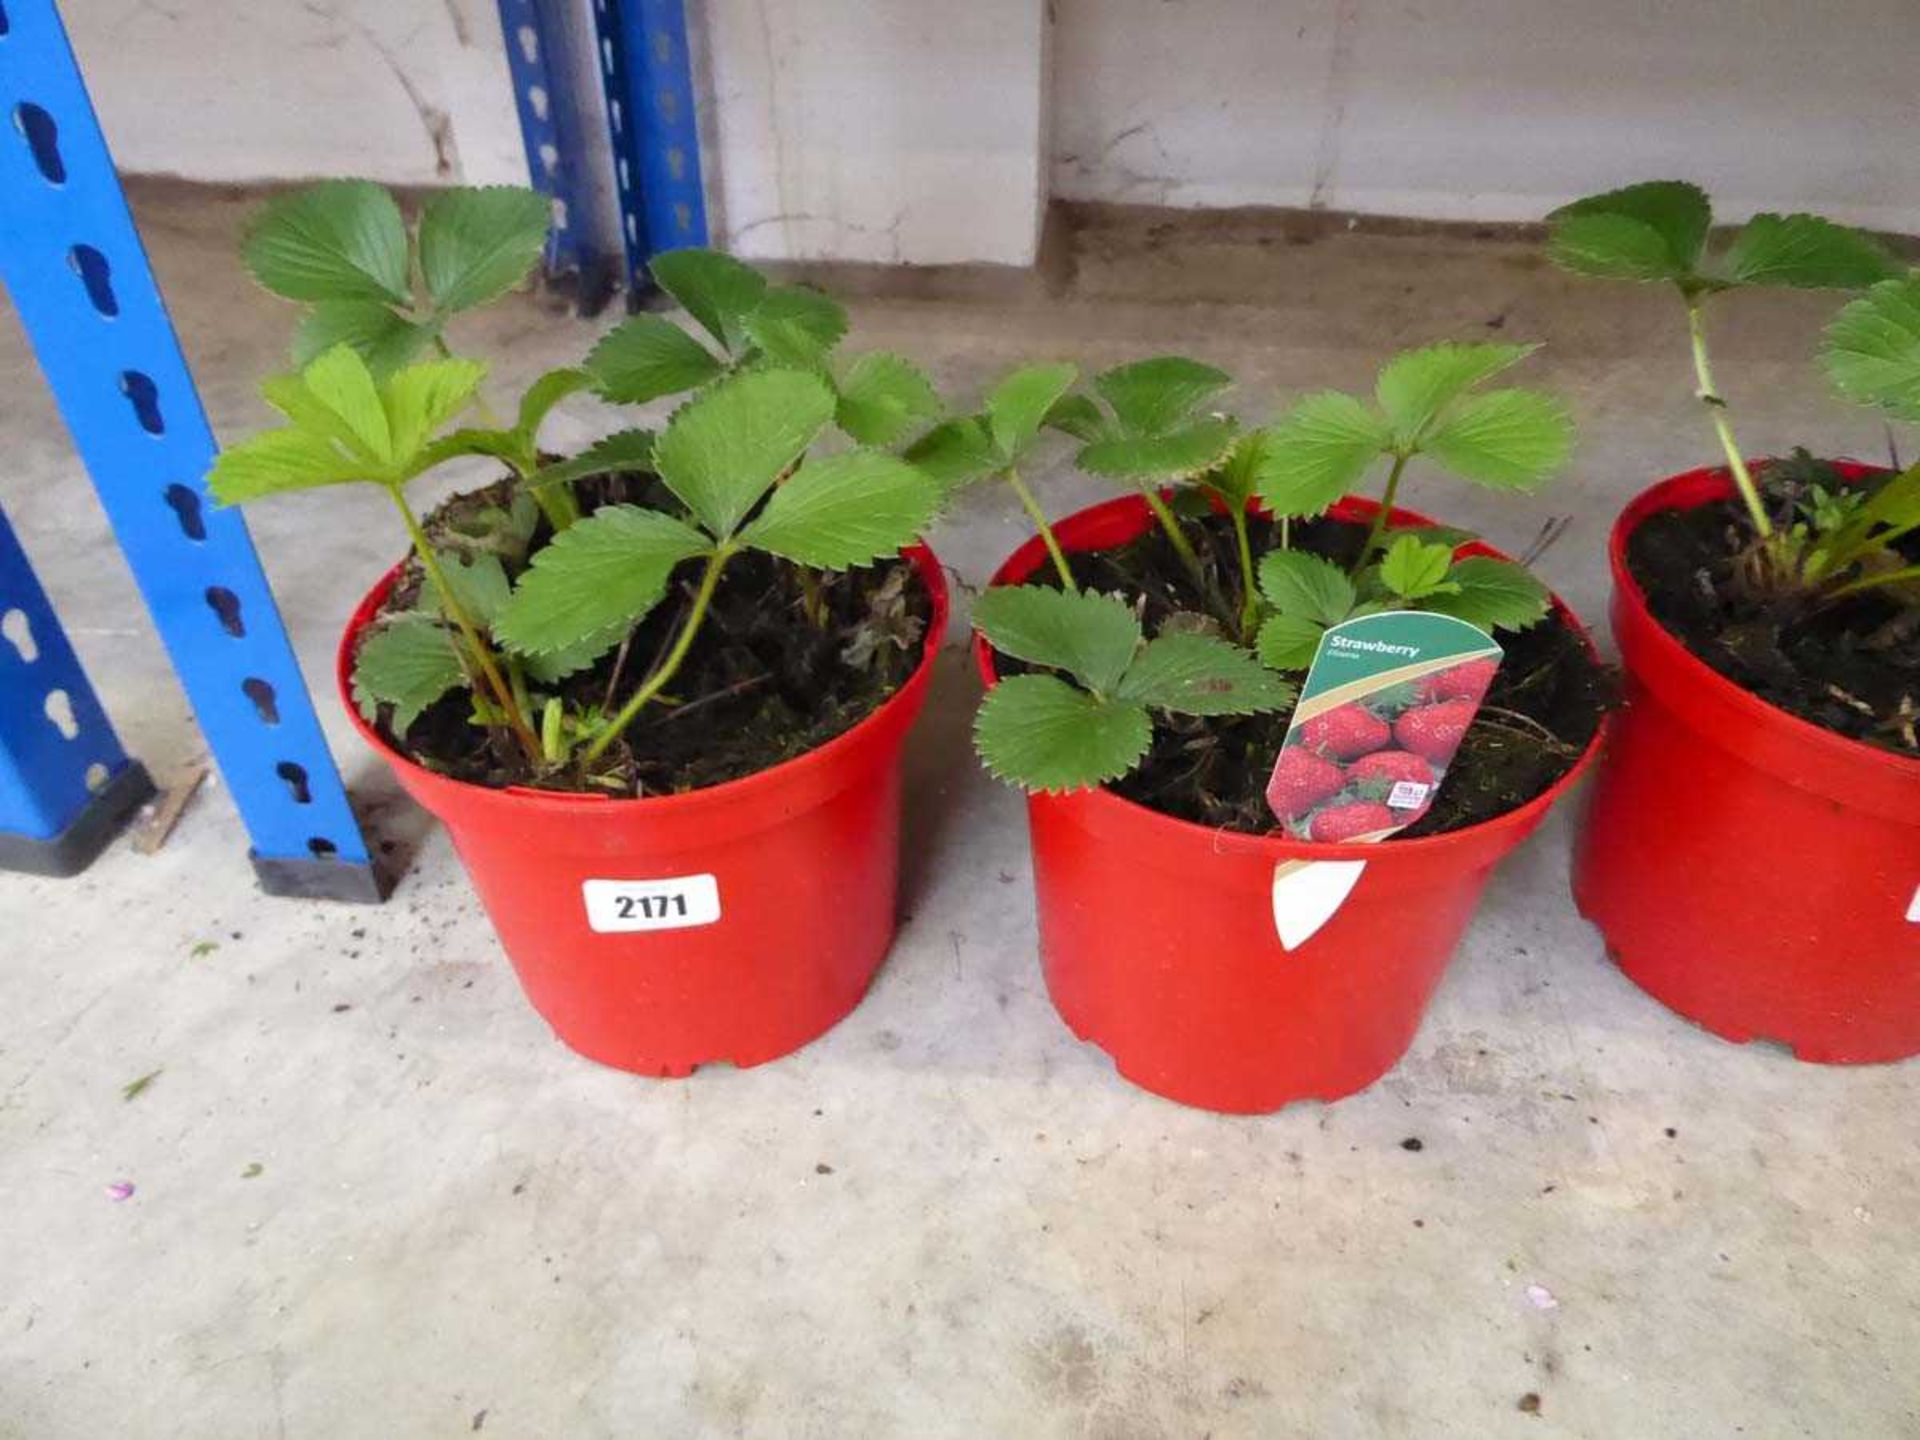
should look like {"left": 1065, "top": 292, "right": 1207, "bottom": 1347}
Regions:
{"left": 1266, "top": 612, "right": 1502, "bottom": 843}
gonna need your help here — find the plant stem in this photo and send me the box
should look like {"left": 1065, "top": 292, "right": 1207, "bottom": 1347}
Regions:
{"left": 391, "top": 489, "right": 540, "bottom": 760}
{"left": 1140, "top": 486, "right": 1207, "bottom": 590}
{"left": 1687, "top": 298, "right": 1773, "bottom": 538}
{"left": 1228, "top": 502, "right": 1260, "bottom": 641}
{"left": 584, "top": 547, "right": 731, "bottom": 765}
{"left": 1360, "top": 452, "right": 1412, "bottom": 564}
{"left": 1005, "top": 467, "right": 1076, "bottom": 589}
{"left": 797, "top": 565, "right": 828, "bottom": 628}
{"left": 507, "top": 448, "right": 579, "bottom": 533}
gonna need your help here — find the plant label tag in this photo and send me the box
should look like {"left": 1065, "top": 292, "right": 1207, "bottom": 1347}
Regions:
{"left": 1265, "top": 610, "right": 1501, "bottom": 844}
{"left": 582, "top": 875, "right": 721, "bottom": 933}
{"left": 1271, "top": 858, "right": 1369, "bottom": 951}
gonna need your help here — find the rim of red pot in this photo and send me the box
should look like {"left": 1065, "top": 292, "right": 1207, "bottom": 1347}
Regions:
{"left": 337, "top": 541, "right": 951, "bottom": 817}
{"left": 972, "top": 492, "right": 1610, "bottom": 862}
{"left": 1611, "top": 461, "right": 1920, "bottom": 782}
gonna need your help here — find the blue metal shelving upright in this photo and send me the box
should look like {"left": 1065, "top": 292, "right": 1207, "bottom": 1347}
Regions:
{"left": 0, "top": 0, "right": 382, "bottom": 899}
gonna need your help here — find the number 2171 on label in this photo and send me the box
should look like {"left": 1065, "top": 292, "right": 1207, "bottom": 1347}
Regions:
{"left": 582, "top": 875, "right": 722, "bottom": 933}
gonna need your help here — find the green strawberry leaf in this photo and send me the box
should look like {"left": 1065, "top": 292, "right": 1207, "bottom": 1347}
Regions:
{"left": 434, "top": 549, "right": 511, "bottom": 628}
{"left": 352, "top": 616, "right": 464, "bottom": 733}
{"left": 1208, "top": 428, "right": 1271, "bottom": 507}
{"left": 493, "top": 504, "right": 710, "bottom": 661}
{"left": 273, "top": 343, "right": 391, "bottom": 461}
{"left": 1044, "top": 392, "right": 1109, "bottom": 443}
{"left": 1093, "top": 356, "right": 1231, "bottom": 435}
{"left": 1422, "top": 388, "right": 1574, "bottom": 491}
{"left": 1424, "top": 556, "right": 1551, "bottom": 631}
{"left": 242, "top": 180, "right": 411, "bottom": 306}
{"left": 383, "top": 357, "right": 487, "bottom": 462}
{"left": 1257, "top": 548, "right": 1356, "bottom": 623}
{"left": 652, "top": 368, "right": 836, "bottom": 536}
{"left": 971, "top": 584, "right": 1141, "bottom": 694}
{"left": 584, "top": 314, "right": 726, "bottom": 404}
{"left": 1547, "top": 181, "right": 1711, "bottom": 281}
{"left": 987, "top": 363, "right": 1079, "bottom": 461}
{"left": 518, "top": 428, "right": 658, "bottom": 495}
{"left": 835, "top": 352, "right": 941, "bottom": 445}
{"left": 1077, "top": 417, "right": 1238, "bottom": 482}
{"left": 649, "top": 248, "right": 768, "bottom": 353}
{"left": 973, "top": 674, "right": 1152, "bottom": 794}
{"left": 1379, "top": 534, "right": 1459, "bottom": 599}
{"left": 292, "top": 301, "right": 432, "bottom": 377}
{"left": 1256, "top": 391, "right": 1393, "bottom": 517}
{"left": 739, "top": 451, "right": 937, "bottom": 567}
{"left": 743, "top": 285, "right": 848, "bottom": 367}
{"left": 1115, "top": 633, "right": 1294, "bottom": 715}
{"left": 1256, "top": 613, "right": 1328, "bottom": 670}
{"left": 516, "top": 367, "right": 590, "bottom": 440}
{"left": 417, "top": 185, "right": 552, "bottom": 313}
{"left": 208, "top": 427, "right": 372, "bottom": 503}
{"left": 1822, "top": 276, "right": 1920, "bottom": 421}
{"left": 903, "top": 416, "right": 1001, "bottom": 493}
{"left": 1721, "top": 213, "right": 1900, "bottom": 290}
{"left": 1375, "top": 342, "right": 1535, "bottom": 445}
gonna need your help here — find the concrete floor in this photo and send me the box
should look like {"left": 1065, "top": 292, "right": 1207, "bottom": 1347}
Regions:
{"left": 2, "top": 186, "right": 1916, "bottom": 1439}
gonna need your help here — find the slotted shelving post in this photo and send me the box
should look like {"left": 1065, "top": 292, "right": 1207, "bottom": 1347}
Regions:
{"left": 0, "top": 504, "right": 152, "bottom": 874}
{"left": 593, "top": 0, "right": 710, "bottom": 292}
{"left": 0, "top": 0, "right": 384, "bottom": 901}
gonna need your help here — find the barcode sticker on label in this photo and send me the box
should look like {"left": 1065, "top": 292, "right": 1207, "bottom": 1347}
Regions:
{"left": 1387, "top": 780, "right": 1432, "bottom": 810}
{"left": 583, "top": 875, "right": 721, "bottom": 933}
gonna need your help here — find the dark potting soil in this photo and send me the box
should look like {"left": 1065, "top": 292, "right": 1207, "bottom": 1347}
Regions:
{"left": 1624, "top": 456, "right": 1920, "bottom": 756}
{"left": 1008, "top": 511, "right": 1610, "bottom": 838}
{"left": 375, "top": 472, "right": 932, "bottom": 795}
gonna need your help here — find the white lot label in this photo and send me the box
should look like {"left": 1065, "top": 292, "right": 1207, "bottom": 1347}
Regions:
{"left": 1387, "top": 780, "right": 1432, "bottom": 811}
{"left": 582, "top": 874, "right": 721, "bottom": 933}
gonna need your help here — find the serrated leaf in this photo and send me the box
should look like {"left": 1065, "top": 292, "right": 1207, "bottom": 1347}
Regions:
{"left": 1424, "top": 556, "right": 1550, "bottom": 631}
{"left": 1379, "top": 534, "right": 1458, "bottom": 599}
{"left": 1093, "top": 356, "right": 1231, "bottom": 435}
{"left": 987, "top": 363, "right": 1078, "bottom": 460}
{"left": 521, "top": 428, "right": 659, "bottom": 494}
{"left": 903, "top": 416, "right": 1000, "bottom": 493}
{"left": 516, "top": 367, "right": 590, "bottom": 440}
{"left": 1823, "top": 277, "right": 1920, "bottom": 421}
{"left": 1548, "top": 180, "right": 1710, "bottom": 280}
{"left": 1722, "top": 213, "right": 1900, "bottom": 290}
{"left": 1078, "top": 417, "right": 1239, "bottom": 482}
{"left": 1256, "top": 392, "right": 1393, "bottom": 516}
{"left": 971, "top": 584, "right": 1140, "bottom": 694}
{"left": 289, "top": 343, "right": 391, "bottom": 461}
{"left": 418, "top": 186, "right": 552, "bottom": 313}
{"left": 241, "top": 180, "right": 410, "bottom": 306}
{"left": 740, "top": 451, "right": 936, "bottom": 567}
{"left": 1376, "top": 342, "right": 1535, "bottom": 444}
{"left": 1257, "top": 548, "right": 1355, "bottom": 623}
{"left": 384, "top": 357, "right": 488, "bottom": 461}
{"left": 1116, "top": 633, "right": 1294, "bottom": 715}
{"left": 650, "top": 248, "right": 768, "bottom": 353}
{"left": 973, "top": 674, "right": 1152, "bottom": 794}
{"left": 835, "top": 352, "right": 941, "bottom": 445}
{"left": 493, "top": 504, "right": 709, "bottom": 660}
{"left": 435, "top": 549, "right": 511, "bottom": 628}
{"left": 292, "top": 301, "right": 432, "bottom": 377}
{"left": 1209, "top": 428, "right": 1271, "bottom": 506}
{"left": 585, "top": 314, "right": 725, "bottom": 404}
{"left": 352, "top": 616, "right": 464, "bottom": 733}
{"left": 744, "top": 285, "right": 848, "bottom": 367}
{"left": 1547, "top": 212, "right": 1687, "bottom": 283}
{"left": 1256, "top": 613, "right": 1328, "bottom": 670}
{"left": 1422, "top": 388, "right": 1573, "bottom": 491}
{"left": 652, "top": 368, "right": 836, "bottom": 536}
{"left": 208, "top": 428, "right": 369, "bottom": 502}
{"left": 1045, "top": 392, "right": 1109, "bottom": 443}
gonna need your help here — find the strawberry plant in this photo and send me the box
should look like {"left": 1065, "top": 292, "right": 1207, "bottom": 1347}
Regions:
{"left": 1545, "top": 180, "right": 1909, "bottom": 598}
{"left": 971, "top": 341, "right": 1581, "bottom": 806}
{"left": 214, "top": 188, "right": 952, "bottom": 789}
{"left": 1249, "top": 343, "right": 1572, "bottom": 667}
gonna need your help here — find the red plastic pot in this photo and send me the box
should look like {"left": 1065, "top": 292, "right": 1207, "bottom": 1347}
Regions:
{"left": 1572, "top": 465, "right": 1920, "bottom": 1063}
{"left": 339, "top": 545, "right": 948, "bottom": 1076}
{"left": 975, "top": 495, "right": 1606, "bottom": 1114}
